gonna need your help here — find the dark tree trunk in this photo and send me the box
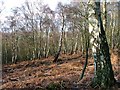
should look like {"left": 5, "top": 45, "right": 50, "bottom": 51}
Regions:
{"left": 80, "top": 31, "right": 89, "bottom": 80}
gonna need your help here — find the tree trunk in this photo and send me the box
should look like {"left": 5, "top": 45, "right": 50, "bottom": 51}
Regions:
{"left": 4, "top": 34, "right": 8, "bottom": 64}
{"left": 73, "top": 33, "right": 78, "bottom": 54}
{"left": 117, "top": 1, "right": 120, "bottom": 49}
{"left": 63, "top": 30, "right": 67, "bottom": 54}
{"left": 38, "top": 19, "right": 42, "bottom": 59}
{"left": 53, "top": 32, "right": 63, "bottom": 62}
{"left": 53, "top": 13, "right": 65, "bottom": 62}
{"left": 90, "top": 1, "right": 116, "bottom": 88}
{"left": 11, "top": 26, "right": 18, "bottom": 64}
{"left": 80, "top": 26, "right": 89, "bottom": 80}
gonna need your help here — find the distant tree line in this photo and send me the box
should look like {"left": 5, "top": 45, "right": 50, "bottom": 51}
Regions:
{"left": 1, "top": 1, "right": 119, "bottom": 64}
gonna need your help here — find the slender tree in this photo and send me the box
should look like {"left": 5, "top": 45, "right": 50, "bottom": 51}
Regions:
{"left": 53, "top": 3, "right": 65, "bottom": 62}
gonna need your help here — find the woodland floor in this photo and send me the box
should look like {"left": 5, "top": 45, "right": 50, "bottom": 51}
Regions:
{"left": 1, "top": 51, "right": 120, "bottom": 90}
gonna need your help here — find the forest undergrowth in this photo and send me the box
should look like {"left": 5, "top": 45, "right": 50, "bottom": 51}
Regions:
{"left": 2, "top": 51, "right": 120, "bottom": 90}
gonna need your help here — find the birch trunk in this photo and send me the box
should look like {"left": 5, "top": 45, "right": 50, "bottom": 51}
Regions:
{"left": 53, "top": 13, "right": 65, "bottom": 62}
{"left": 89, "top": 0, "right": 115, "bottom": 88}
{"left": 73, "top": 33, "right": 78, "bottom": 54}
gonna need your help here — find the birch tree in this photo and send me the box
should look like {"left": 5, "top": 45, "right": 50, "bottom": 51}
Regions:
{"left": 53, "top": 3, "right": 65, "bottom": 62}
{"left": 10, "top": 16, "right": 18, "bottom": 63}
{"left": 89, "top": 0, "right": 116, "bottom": 88}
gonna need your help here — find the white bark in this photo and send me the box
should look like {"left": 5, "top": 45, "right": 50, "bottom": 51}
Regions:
{"left": 88, "top": 0, "right": 100, "bottom": 74}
